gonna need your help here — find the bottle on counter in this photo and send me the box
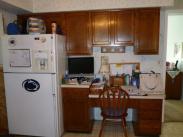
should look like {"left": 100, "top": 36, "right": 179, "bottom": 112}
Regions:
{"left": 131, "top": 68, "right": 140, "bottom": 88}
{"left": 64, "top": 70, "right": 69, "bottom": 84}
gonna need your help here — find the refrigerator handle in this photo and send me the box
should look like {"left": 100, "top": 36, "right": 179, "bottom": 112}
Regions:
{"left": 51, "top": 74, "right": 57, "bottom": 96}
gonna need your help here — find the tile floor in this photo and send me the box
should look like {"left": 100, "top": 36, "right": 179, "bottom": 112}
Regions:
{"left": 1, "top": 121, "right": 183, "bottom": 137}
{"left": 63, "top": 121, "right": 183, "bottom": 137}
{"left": 63, "top": 121, "right": 149, "bottom": 137}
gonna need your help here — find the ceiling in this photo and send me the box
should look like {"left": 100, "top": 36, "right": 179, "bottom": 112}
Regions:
{"left": 0, "top": 0, "right": 175, "bottom": 14}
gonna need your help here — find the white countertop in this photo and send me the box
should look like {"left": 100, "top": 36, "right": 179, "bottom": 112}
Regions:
{"left": 61, "top": 84, "right": 90, "bottom": 88}
{"left": 61, "top": 84, "right": 165, "bottom": 99}
{"left": 89, "top": 94, "right": 165, "bottom": 99}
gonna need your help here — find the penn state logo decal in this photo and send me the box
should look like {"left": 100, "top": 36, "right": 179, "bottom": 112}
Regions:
{"left": 22, "top": 79, "right": 40, "bottom": 92}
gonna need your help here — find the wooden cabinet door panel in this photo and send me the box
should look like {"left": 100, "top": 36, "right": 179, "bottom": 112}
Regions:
{"left": 63, "top": 99, "right": 90, "bottom": 132}
{"left": 91, "top": 11, "right": 111, "bottom": 45}
{"left": 65, "top": 12, "right": 91, "bottom": 55}
{"left": 62, "top": 88, "right": 92, "bottom": 132}
{"left": 134, "top": 8, "right": 160, "bottom": 54}
{"left": 165, "top": 72, "right": 182, "bottom": 99}
{"left": 133, "top": 99, "right": 162, "bottom": 136}
{"left": 113, "top": 10, "right": 134, "bottom": 45}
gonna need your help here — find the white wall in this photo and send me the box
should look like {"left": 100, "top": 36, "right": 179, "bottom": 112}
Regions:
{"left": 0, "top": 8, "right": 17, "bottom": 64}
{"left": 166, "top": 15, "right": 183, "bottom": 70}
{"left": 173, "top": 0, "right": 183, "bottom": 9}
{"left": 33, "top": 0, "right": 174, "bottom": 13}
{"left": 0, "top": 0, "right": 33, "bottom": 13}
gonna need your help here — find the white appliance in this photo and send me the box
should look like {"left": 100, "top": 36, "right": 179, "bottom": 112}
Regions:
{"left": 2, "top": 34, "right": 66, "bottom": 137}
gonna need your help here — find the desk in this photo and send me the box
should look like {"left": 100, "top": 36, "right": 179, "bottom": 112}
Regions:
{"left": 61, "top": 85, "right": 164, "bottom": 136}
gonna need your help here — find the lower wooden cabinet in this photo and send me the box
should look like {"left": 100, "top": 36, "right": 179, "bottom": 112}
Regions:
{"left": 165, "top": 71, "right": 182, "bottom": 99}
{"left": 62, "top": 87, "right": 163, "bottom": 136}
{"left": 62, "top": 88, "right": 93, "bottom": 132}
{"left": 133, "top": 99, "right": 162, "bottom": 136}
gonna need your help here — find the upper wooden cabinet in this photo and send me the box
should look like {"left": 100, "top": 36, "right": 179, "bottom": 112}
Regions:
{"left": 17, "top": 8, "right": 160, "bottom": 55}
{"left": 134, "top": 8, "right": 160, "bottom": 54}
{"left": 65, "top": 12, "right": 92, "bottom": 55}
{"left": 91, "top": 10, "right": 134, "bottom": 46}
{"left": 91, "top": 11, "right": 111, "bottom": 45}
{"left": 112, "top": 10, "right": 134, "bottom": 45}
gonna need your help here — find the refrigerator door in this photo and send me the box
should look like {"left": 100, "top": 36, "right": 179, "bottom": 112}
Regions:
{"left": 2, "top": 34, "right": 57, "bottom": 73}
{"left": 4, "top": 73, "right": 57, "bottom": 137}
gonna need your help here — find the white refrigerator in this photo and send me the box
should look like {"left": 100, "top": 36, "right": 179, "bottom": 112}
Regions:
{"left": 1, "top": 34, "right": 66, "bottom": 137}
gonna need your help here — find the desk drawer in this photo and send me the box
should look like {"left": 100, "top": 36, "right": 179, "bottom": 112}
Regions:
{"left": 138, "top": 110, "right": 162, "bottom": 120}
{"left": 139, "top": 99, "right": 162, "bottom": 110}
{"left": 62, "top": 88, "right": 89, "bottom": 99}
{"left": 134, "top": 120, "right": 161, "bottom": 135}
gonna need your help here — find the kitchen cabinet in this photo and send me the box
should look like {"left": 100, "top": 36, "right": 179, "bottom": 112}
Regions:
{"left": 134, "top": 8, "right": 160, "bottom": 54}
{"left": 91, "top": 10, "right": 134, "bottom": 46}
{"left": 65, "top": 12, "right": 92, "bottom": 55}
{"left": 18, "top": 12, "right": 92, "bottom": 55}
{"left": 62, "top": 88, "right": 93, "bottom": 132}
{"left": 91, "top": 11, "right": 111, "bottom": 45}
{"left": 17, "top": 8, "right": 160, "bottom": 54}
{"left": 165, "top": 71, "right": 182, "bottom": 99}
{"left": 0, "top": 67, "right": 8, "bottom": 134}
{"left": 112, "top": 10, "right": 134, "bottom": 45}
{"left": 133, "top": 99, "right": 162, "bottom": 136}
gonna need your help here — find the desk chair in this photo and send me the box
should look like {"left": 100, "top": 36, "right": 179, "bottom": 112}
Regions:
{"left": 99, "top": 86, "right": 129, "bottom": 137}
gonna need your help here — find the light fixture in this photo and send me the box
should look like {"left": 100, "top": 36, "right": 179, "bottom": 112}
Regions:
{"left": 99, "top": 56, "right": 110, "bottom": 83}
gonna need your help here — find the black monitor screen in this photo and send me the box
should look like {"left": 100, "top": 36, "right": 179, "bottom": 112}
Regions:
{"left": 68, "top": 57, "right": 94, "bottom": 75}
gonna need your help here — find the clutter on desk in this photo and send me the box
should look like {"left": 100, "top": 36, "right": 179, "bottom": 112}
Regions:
{"left": 109, "top": 62, "right": 140, "bottom": 87}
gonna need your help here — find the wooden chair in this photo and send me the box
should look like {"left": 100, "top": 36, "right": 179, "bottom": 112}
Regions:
{"left": 99, "top": 86, "right": 129, "bottom": 137}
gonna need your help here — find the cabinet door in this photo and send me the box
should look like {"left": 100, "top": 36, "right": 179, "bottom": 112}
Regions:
{"left": 91, "top": 11, "right": 111, "bottom": 45}
{"left": 113, "top": 10, "right": 134, "bottom": 45}
{"left": 133, "top": 99, "right": 162, "bottom": 136}
{"left": 63, "top": 98, "right": 91, "bottom": 132}
{"left": 65, "top": 12, "right": 91, "bottom": 55}
{"left": 134, "top": 8, "right": 160, "bottom": 54}
{"left": 62, "top": 88, "right": 93, "bottom": 132}
{"left": 165, "top": 72, "right": 182, "bottom": 99}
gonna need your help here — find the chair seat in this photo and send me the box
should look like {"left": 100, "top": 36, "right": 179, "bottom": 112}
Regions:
{"left": 102, "top": 108, "right": 128, "bottom": 119}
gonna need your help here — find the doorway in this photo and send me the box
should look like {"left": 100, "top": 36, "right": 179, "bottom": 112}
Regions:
{"left": 164, "top": 9, "right": 183, "bottom": 123}
{"left": 165, "top": 11, "right": 183, "bottom": 100}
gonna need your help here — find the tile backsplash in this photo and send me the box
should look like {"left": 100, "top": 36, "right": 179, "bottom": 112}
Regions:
{"left": 93, "top": 46, "right": 164, "bottom": 75}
